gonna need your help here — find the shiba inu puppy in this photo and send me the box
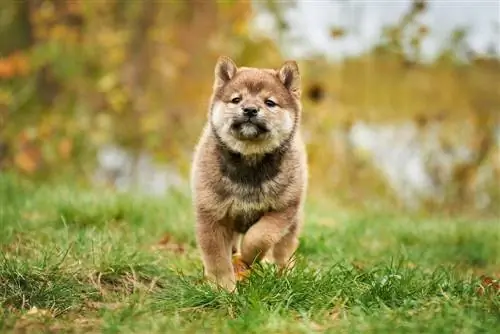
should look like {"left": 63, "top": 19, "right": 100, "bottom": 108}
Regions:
{"left": 190, "top": 56, "right": 308, "bottom": 291}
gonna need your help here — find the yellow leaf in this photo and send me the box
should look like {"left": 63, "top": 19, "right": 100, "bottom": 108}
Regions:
{"left": 330, "top": 27, "right": 346, "bottom": 40}
{"left": 14, "top": 150, "right": 38, "bottom": 173}
{"left": 232, "top": 254, "right": 250, "bottom": 281}
{"left": 98, "top": 74, "right": 117, "bottom": 93}
{"left": 58, "top": 138, "right": 73, "bottom": 159}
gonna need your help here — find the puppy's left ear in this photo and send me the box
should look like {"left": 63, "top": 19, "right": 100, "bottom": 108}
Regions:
{"left": 214, "top": 56, "right": 237, "bottom": 89}
{"left": 278, "top": 60, "right": 301, "bottom": 98}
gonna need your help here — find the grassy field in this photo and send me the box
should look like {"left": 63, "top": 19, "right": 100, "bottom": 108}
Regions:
{"left": 0, "top": 173, "right": 499, "bottom": 333}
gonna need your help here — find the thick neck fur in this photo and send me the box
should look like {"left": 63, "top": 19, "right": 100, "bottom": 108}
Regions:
{"left": 213, "top": 130, "right": 292, "bottom": 187}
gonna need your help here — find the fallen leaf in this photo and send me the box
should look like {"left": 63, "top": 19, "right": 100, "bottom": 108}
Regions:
{"left": 153, "top": 233, "right": 185, "bottom": 254}
{"left": 476, "top": 275, "right": 500, "bottom": 296}
{"left": 0, "top": 59, "right": 15, "bottom": 78}
{"left": 232, "top": 254, "right": 250, "bottom": 281}
{"left": 480, "top": 275, "right": 497, "bottom": 285}
{"left": 14, "top": 147, "right": 40, "bottom": 173}
{"left": 0, "top": 52, "right": 30, "bottom": 78}
{"left": 158, "top": 233, "right": 171, "bottom": 245}
{"left": 351, "top": 260, "right": 366, "bottom": 271}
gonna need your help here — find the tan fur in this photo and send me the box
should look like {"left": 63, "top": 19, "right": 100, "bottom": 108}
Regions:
{"left": 190, "top": 56, "right": 308, "bottom": 292}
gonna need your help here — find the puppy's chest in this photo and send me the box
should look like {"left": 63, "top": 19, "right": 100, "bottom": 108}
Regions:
{"left": 214, "top": 147, "right": 289, "bottom": 232}
{"left": 225, "top": 184, "right": 281, "bottom": 233}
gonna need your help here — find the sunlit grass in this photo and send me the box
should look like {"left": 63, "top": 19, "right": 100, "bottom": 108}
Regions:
{"left": 0, "top": 173, "right": 499, "bottom": 333}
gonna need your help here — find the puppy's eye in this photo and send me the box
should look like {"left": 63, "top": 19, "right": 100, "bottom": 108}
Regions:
{"left": 265, "top": 99, "right": 277, "bottom": 107}
{"left": 231, "top": 97, "right": 241, "bottom": 104}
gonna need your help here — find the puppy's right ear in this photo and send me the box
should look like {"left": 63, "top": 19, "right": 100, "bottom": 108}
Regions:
{"left": 214, "top": 56, "right": 237, "bottom": 89}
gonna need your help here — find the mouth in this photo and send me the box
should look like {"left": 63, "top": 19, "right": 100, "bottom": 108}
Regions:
{"left": 230, "top": 118, "right": 270, "bottom": 141}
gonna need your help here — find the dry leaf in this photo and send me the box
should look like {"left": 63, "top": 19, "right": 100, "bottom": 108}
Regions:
{"left": 0, "top": 52, "right": 29, "bottom": 78}
{"left": 58, "top": 138, "right": 73, "bottom": 159}
{"left": 232, "top": 254, "right": 250, "bottom": 281}
{"left": 158, "top": 234, "right": 171, "bottom": 245}
{"left": 0, "top": 59, "right": 15, "bottom": 78}
{"left": 153, "top": 233, "right": 185, "bottom": 254}
{"left": 476, "top": 275, "right": 500, "bottom": 296}
{"left": 14, "top": 149, "right": 39, "bottom": 173}
{"left": 351, "top": 261, "right": 366, "bottom": 271}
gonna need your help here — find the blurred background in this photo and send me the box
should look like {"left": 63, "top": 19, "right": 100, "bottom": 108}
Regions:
{"left": 1, "top": 0, "right": 499, "bottom": 216}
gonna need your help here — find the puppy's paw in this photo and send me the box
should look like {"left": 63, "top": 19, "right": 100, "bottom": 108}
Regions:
{"left": 203, "top": 271, "right": 237, "bottom": 292}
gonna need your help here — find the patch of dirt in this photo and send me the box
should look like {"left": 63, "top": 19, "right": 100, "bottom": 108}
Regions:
{"left": 6, "top": 306, "right": 100, "bottom": 334}
{"left": 88, "top": 269, "right": 161, "bottom": 296}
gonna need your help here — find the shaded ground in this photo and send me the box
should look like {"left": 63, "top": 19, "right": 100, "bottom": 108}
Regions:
{"left": 0, "top": 173, "right": 499, "bottom": 333}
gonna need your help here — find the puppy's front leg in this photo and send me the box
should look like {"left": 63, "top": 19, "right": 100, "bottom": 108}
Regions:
{"left": 240, "top": 206, "right": 298, "bottom": 266}
{"left": 272, "top": 223, "right": 300, "bottom": 270}
{"left": 196, "top": 211, "right": 235, "bottom": 291}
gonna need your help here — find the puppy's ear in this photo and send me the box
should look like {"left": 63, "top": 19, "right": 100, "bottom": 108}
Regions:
{"left": 214, "top": 56, "right": 237, "bottom": 89}
{"left": 278, "top": 60, "right": 301, "bottom": 98}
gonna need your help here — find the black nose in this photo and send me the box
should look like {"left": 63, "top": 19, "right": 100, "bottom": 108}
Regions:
{"left": 242, "top": 107, "right": 259, "bottom": 117}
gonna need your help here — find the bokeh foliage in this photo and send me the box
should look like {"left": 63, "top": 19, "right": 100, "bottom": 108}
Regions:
{"left": 1, "top": 0, "right": 499, "bottom": 214}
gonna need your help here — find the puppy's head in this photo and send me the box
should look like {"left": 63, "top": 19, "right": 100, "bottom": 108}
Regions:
{"left": 209, "top": 56, "right": 302, "bottom": 156}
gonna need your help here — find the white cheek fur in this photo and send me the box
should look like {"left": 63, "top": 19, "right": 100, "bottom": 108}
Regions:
{"left": 281, "top": 112, "right": 294, "bottom": 134}
{"left": 210, "top": 100, "right": 296, "bottom": 155}
{"left": 271, "top": 110, "right": 294, "bottom": 139}
{"left": 211, "top": 101, "right": 227, "bottom": 128}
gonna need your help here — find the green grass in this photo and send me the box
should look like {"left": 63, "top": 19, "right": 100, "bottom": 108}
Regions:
{"left": 0, "top": 173, "right": 499, "bottom": 333}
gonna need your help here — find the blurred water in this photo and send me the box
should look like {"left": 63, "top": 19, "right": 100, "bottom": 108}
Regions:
{"left": 93, "top": 144, "right": 187, "bottom": 196}
{"left": 253, "top": 0, "right": 500, "bottom": 60}
{"left": 93, "top": 119, "right": 499, "bottom": 209}
{"left": 348, "top": 119, "right": 500, "bottom": 209}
